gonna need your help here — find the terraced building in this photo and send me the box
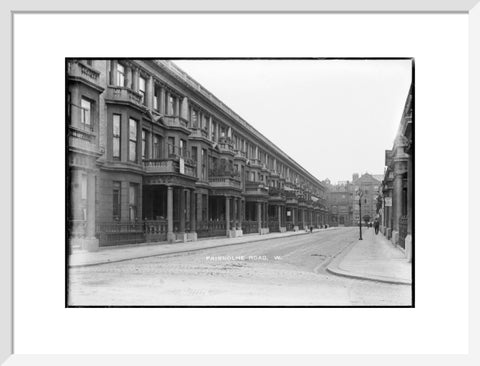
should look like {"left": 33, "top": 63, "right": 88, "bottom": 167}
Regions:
{"left": 67, "top": 59, "right": 328, "bottom": 251}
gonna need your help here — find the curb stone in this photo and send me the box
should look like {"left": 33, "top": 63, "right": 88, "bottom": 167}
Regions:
{"left": 70, "top": 228, "right": 339, "bottom": 268}
{"left": 325, "top": 238, "right": 412, "bottom": 286}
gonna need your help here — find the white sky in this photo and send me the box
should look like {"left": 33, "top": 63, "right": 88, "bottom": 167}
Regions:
{"left": 174, "top": 59, "right": 412, "bottom": 184}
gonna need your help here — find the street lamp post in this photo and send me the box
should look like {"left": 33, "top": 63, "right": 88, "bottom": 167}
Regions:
{"left": 357, "top": 189, "right": 364, "bottom": 240}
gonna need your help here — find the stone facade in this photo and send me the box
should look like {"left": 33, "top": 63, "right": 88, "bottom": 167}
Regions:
{"left": 67, "top": 59, "right": 328, "bottom": 251}
{"left": 380, "top": 84, "right": 413, "bottom": 261}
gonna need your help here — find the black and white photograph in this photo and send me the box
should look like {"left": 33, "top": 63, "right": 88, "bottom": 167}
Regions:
{"left": 66, "top": 58, "right": 414, "bottom": 307}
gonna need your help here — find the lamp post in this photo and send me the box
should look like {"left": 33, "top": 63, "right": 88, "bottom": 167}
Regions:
{"left": 356, "top": 189, "right": 364, "bottom": 240}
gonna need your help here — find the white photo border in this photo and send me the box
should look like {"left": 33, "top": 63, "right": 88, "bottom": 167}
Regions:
{"left": 2, "top": 0, "right": 479, "bottom": 364}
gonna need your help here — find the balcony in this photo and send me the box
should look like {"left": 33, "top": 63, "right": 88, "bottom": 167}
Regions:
{"left": 209, "top": 176, "right": 241, "bottom": 190}
{"left": 217, "top": 137, "right": 235, "bottom": 154}
{"left": 68, "top": 126, "right": 103, "bottom": 156}
{"left": 105, "top": 86, "right": 145, "bottom": 111}
{"left": 143, "top": 158, "right": 196, "bottom": 178}
{"left": 162, "top": 115, "right": 190, "bottom": 134}
{"left": 245, "top": 181, "right": 269, "bottom": 196}
{"left": 249, "top": 158, "right": 262, "bottom": 168}
{"left": 190, "top": 126, "right": 208, "bottom": 140}
{"left": 67, "top": 60, "right": 103, "bottom": 92}
{"left": 234, "top": 150, "right": 247, "bottom": 160}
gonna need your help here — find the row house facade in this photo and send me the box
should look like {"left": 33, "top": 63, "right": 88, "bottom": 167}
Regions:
{"left": 67, "top": 59, "right": 328, "bottom": 251}
{"left": 381, "top": 84, "right": 413, "bottom": 261}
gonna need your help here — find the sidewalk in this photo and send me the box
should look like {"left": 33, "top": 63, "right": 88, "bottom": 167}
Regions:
{"left": 326, "top": 228, "right": 412, "bottom": 285}
{"left": 69, "top": 227, "right": 337, "bottom": 268}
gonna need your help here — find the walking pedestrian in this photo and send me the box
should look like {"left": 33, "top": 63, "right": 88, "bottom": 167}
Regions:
{"left": 374, "top": 218, "right": 380, "bottom": 235}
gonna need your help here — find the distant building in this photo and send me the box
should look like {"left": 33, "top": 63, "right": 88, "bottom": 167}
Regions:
{"left": 351, "top": 173, "right": 383, "bottom": 225}
{"left": 325, "top": 180, "right": 354, "bottom": 226}
{"left": 381, "top": 84, "right": 413, "bottom": 260}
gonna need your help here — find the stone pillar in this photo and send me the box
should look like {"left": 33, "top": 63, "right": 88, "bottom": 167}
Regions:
{"left": 181, "top": 97, "right": 189, "bottom": 120}
{"left": 125, "top": 65, "right": 132, "bottom": 89}
{"left": 132, "top": 68, "right": 139, "bottom": 92}
{"left": 167, "top": 186, "right": 174, "bottom": 243}
{"left": 215, "top": 123, "right": 219, "bottom": 142}
{"left": 109, "top": 60, "right": 117, "bottom": 85}
{"left": 189, "top": 190, "right": 197, "bottom": 241}
{"left": 278, "top": 205, "right": 282, "bottom": 229}
{"left": 238, "top": 199, "right": 243, "bottom": 229}
{"left": 146, "top": 75, "right": 153, "bottom": 109}
{"left": 208, "top": 116, "right": 213, "bottom": 140}
{"left": 83, "top": 172, "right": 99, "bottom": 251}
{"left": 225, "top": 196, "right": 230, "bottom": 233}
{"left": 407, "top": 156, "right": 413, "bottom": 234}
{"left": 233, "top": 198, "right": 238, "bottom": 230}
{"left": 393, "top": 172, "right": 403, "bottom": 232}
{"left": 160, "top": 87, "right": 166, "bottom": 114}
{"left": 197, "top": 192, "right": 203, "bottom": 222}
{"left": 257, "top": 202, "right": 262, "bottom": 233}
{"left": 179, "top": 188, "right": 186, "bottom": 233}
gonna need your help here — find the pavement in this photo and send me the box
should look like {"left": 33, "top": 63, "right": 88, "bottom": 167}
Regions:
{"left": 69, "top": 227, "right": 336, "bottom": 268}
{"left": 326, "top": 227, "right": 412, "bottom": 285}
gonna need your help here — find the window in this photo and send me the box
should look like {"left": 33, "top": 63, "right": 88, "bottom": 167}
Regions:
{"left": 129, "top": 183, "right": 138, "bottom": 221}
{"left": 153, "top": 135, "right": 161, "bottom": 159}
{"left": 81, "top": 98, "right": 92, "bottom": 129}
{"left": 138, "top": 76, "right": 146, "bottom": 104}
{"left": 179, "top": 139, "right": 186, "bottom": 157}
{"left": 191, "top": 146, "right": 198, "bottom": 162}
{"left": 129, "top": 118, "right": 137, "bottom": 162}
{"left": 168, "top": 136, "right": 175, "bottom": 156}
{"left": 116, "top": 63, "right": 125, "bottom": 86}
{"left": 112, "top": 114, "right": 121, "bottom": 160}
{"left": 142, "top": 130, "right": 148, "bottom": 160}
{"left": 112, "top": 181, "right": 121, "bottom": 220}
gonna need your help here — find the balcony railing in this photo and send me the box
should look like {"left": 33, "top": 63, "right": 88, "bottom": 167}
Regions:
{"left": 143, "top": 158, "right": 197, "bottom": 178}
{"left": 106, "top": 86, "right": 144, "bottom": 107}
{"left": 234, "top": 150, "right": 247, "bottom": 159}
{"left": 163, "top": 115, "right": 189, "bottom": 130}
{"left": 249, "top": 158, "right": 262, "bottom": 168}
{"left": 69, "top": 127, "right": 103, "bottom": 155}
{"left": 218, "top": 137, "right": 235, "bottom": 152}
{"left": 67, "top": 60, "right": 101, "bottom": 85}
{"left": 209, "top": 176, "right": 241, "bottom": 189}
{"left": 268, "top": 187, "right": 285, "bottom": 197}
{"left": 190, "top": 126, "right": 208, "bottom": 139}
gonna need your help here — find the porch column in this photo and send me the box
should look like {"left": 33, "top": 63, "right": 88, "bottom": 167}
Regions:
{"left": 233, "top": 198, "right": 238, "bottom": 230}
{"left": 190, "top": 190, "right": 196, "bottom": 234}
{"left": 86, "top": 173, "right": 96, "bottom": 238}
{"left": 167, "top": 186, "right": 174, "bottom": 243}
{"left": 225, "top": 196, "right": 231, "bottom": 233}
{"left": 277, "top": 205, "right": 282, "bottom": 229}
{"left": 257, "top": 202, "right": 262, "bottom": 233}
{"left": 407, "top": 155, "right": 413, "bottom": 234}
{"left": 197, "top": 192, "right": 202, "bottom": 223}
{"left": 393, "top": 172, "right": 403, "bottom": 232}
{"left": 179, "top": 188, "right": 186, "bottom": 233}
{"left": 238, "top": 199, "right": 243, "bottom": 229}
